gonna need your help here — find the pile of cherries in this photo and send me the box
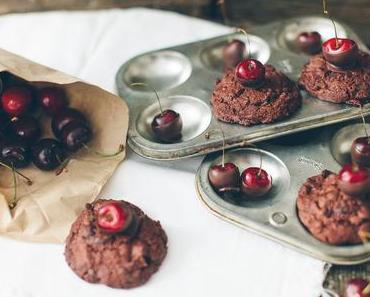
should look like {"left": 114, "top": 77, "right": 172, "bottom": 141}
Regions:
{"left": 344, "top": 278, "right": 370, "bottom": 297}
{"left": 0, "top": 74, "right": 92, "bottom": 171}
{"left": 208, "top": 159, "right": 272, "bottom": 199}
{"left": 96, "top": 201, "right": 139, "bottom": 237}
{"left": 337, "top": 132, "right": 370, "bottom": 197}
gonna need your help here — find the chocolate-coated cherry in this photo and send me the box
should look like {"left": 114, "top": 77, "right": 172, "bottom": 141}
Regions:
{"left": 51, "top": 107, "right": 87, "bottom": 138}
{"left": 351, "top": 137, "right": 370, "bottom": 167}
{"left": 10, "top": 116, "right": 41, "bottom": 144}
{"left": 241, "top": 167, "right": 272, "bottom": 198}
{"left": 37, "top": 87, "right": 67, "bottom": 115}
{"left": 60, "top": 122, "right": 92, "bottom": 152}
{"left": 345, "top": 278, "right": 370, "bottom": 297}
{"left": 208, "top": 162, "right": 240, "bottom": 193}
{"left": 338, "top": 164, "right": 370, "bottom": 196}
{"left": 31, "top": 138, "right": 66, "bottom": 171}
{"left": 151, "top": 109, "right": 182, "bottom": 143}
{"left": 223, "top": 39, "right": 246, "bottom": 69}
{"left": 0, "top": 141, "right": 30, "bottom": 168}
{"left": 322, "top": 38, "right": 359, "bottom": 68}
{"left": 296, "top": 31, "right": 322, "bottom": 55}
{"left": 1, "top": 86, "right": 33, "bottom": 117}
{"left": 97, "top": 201, "right": 137, "bottom": 235}
{"left": 235, "top": 59, "right": 265, "bottom": 88}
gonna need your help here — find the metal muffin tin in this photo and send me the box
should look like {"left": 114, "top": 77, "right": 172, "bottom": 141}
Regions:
{"left": 116, "top": 16, "right": 369, "bottom": 160}
{"left": 196, "top": 121, "right": 370, "bottom": 265}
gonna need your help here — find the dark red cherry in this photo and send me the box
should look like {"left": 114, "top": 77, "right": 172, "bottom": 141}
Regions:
{"left": 97, "top": 201, "right": 137, "bottom": 235}
{"left": 0, "top": 111, "right": 10, "bottom": 137}
{"left": 338, "top": 164, "right": 370, "bottom": 196}
{"left": 37, "top": 87, "right": 67, "bottom": 115}
{"left": 322, "top": 38, "right": 359, "bottom": 68}
{"left": 345, "top": 278, "right": 370, "bottom": 297}
{"left": 151, "top": 109, "right": 182, "bottom": 143}
{"left": 1, "top": 86, "right": 33, "bottom": 117}
{"left": 31, "top": 138, "right": 66, "bottom": 171}
{"left": 51, "top": 108, "right": 87, "bottom": 138}
{"left": 351, "top": 137, "right": 370, "bottom": 167}
{"left": 296, "top": 31, "right": 322, "bottom": 55}
{"left": 235, "top": 59, "right": 265, "bottom": 88}
{"left": 223, "top": 39, "right": 246, "bottom": 69}
{"left": 60, "top": 122, "right": 92, "bottom": 152}
{"left": 208, "top": 162, "right": 240, "bottom": 193}
{"left": 241, "top": 167, "right": 272, "bottom": 198}
{"left": 10, "top": 116, "right": 41, "bottom": 144}
{"left": 0, "top": 141, "right": 30, "bottom": 168}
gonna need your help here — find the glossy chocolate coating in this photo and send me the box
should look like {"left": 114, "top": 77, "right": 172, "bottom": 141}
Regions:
{"left": 322, "top": 38, "right": 359, "bottom": 69}
{"left": 223, "top": 39, "right": 246, "bottom": 69}
{"left": 338, "top": 164, "right": 370, "bottom": 196}
{"left": 351, "top": 137, "right": 370, "bottom": 167}
{"left": 295, "top": 31, "right": 322, "bottom": 55}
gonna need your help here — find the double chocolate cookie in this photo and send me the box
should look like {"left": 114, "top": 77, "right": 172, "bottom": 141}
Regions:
{"left": 297, "top": 170, "right": 370, "bottom": 245}
{"left": 211, "top": 65, "right": 302, "bottom": 126}
{"left": 65, "top": 199, "right": 167, "bottom": 288}
{"left": 299, "top": 51, "right": 370, "bottom": 105}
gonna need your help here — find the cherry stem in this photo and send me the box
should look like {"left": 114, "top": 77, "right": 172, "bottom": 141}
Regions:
{"left": 0, "top": 161, "right": 32, "bottom": 185}
{"left": 55, "top": 157, "right": 70, "bottom": 176}
{"left": 363, "top": 283, "right": 370, "bottom": 295}
{"left": 9, "top": 164, "right": 17, "bottom": 209}
{"left": 82, "top": 143, "right": 125, "bottom": 158}
{"left": 237, "top": 28, "right": 251, "bottom": 59}
{"left": 217, "top": 0, "right": 229, "bottom": 26}
{"left": 131, "top": 82, "right": 163, "bottom": 114}
{"left": 322, "top": 0, "right": 339, "bottom": 48}
{"left": 359, "top": 104, "right": 370, "bottom": 142}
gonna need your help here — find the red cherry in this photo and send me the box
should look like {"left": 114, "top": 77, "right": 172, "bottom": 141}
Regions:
{"left": 37, "top": 87, "right": 67, "bottom": 115}
{"left": 322, "top": 38, "right": 359, "bottom": 68}
{"left": 208, "top": 162, "right": 240, "bottom": 193}
{"left": 151, "top": 109, "right": 182, "bottom": 143}
{"left": 1, "top": 86, "right": 33, "bottom": 117}
{"left": 338, "top": 164, "right": 370, "bottom": 196}
{"left": 345, "top": 278, "right": 370, "bottom": 297}
{"left": 97, "top": 202, "right": 131, "bottom": 234}
{"left": 235, "top": 59, "right": 265, "bottom": 88}
{"left": 296, "top": 31, "right": 322, "bottom": 55}
{"left": 223, "top": 39, "right": 246, "bottom": 69}
{"left": 351, "top": 137, "right": 370, "bottom": 167}
{"left": 241, "top": 167, "right": 272, "bottom": 198}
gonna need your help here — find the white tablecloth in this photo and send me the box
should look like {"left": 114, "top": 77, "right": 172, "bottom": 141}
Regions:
{"left": 0, "top": 8, "right": 325, "bottom": 297}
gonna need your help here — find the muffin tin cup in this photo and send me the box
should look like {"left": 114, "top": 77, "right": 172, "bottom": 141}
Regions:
{"left": 196, "top": 121, "right": 370, "bottom": 265}
{"left": 116, "top": 16, "right": 369, "bottom": 161}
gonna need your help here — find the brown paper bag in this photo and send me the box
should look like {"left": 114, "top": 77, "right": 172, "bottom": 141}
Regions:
{"left": 0, "top": 48, "right": 129, "bottom": 243}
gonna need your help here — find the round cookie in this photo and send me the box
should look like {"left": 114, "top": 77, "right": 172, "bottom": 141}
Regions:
{"left": 65, "top": 199, "right": 167, "bottom": 288}
{"left": 211, "top": 65, "right": 302, "bottom": 126}
{"left": 297, "top": 170, "right": 370, "bottom": 245}
{"left": 299, "top": 51, "right": 370, "bottom": 105}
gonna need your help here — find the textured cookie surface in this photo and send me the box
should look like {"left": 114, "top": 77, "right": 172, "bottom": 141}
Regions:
{"left": 65, "top": 199, "right": 167, "bottom": 288}
{"left": 297, "top": 171, "right": 370, "bottom": 245}
{"left": 211, "top": 65, "right": 302, "bottom": 126}
{"left": 299, "top": 51, "right": 370, "bottom": 104}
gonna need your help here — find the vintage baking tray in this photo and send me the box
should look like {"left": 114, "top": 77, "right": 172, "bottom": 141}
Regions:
{"left": 116, "top": 16, "right": 370, "bottom": 160}
{"left": 195, "top": 120, "right": 370, "bottom": 265}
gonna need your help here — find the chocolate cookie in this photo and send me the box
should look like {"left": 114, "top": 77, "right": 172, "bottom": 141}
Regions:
{"left": 299, "top": 51, "right": 370, "bottom": 105}
{"left": 211, "top": 65, "right": 302, "bottom": 126}
{"left": 297, "top": 170, "right": 370, "bottom": 245}
{"left": 65, "top": 199, "right": 167, "bottom": 288}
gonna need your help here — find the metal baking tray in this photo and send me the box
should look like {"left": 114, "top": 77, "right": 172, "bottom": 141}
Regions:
{"left": 195, "top": 120, "right": 370, "bottom": 265}
{"left": 116, "top": 16, "right": 370, "bottom": 160}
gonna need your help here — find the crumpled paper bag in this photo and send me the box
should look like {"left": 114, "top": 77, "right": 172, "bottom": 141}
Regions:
{"left": 0, "top": 48, "right": 129, "bottom": 243}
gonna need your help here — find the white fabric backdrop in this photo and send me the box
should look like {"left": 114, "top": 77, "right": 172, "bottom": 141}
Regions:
{"left": 0, "top": 8, "right": 325, "bottom": 297}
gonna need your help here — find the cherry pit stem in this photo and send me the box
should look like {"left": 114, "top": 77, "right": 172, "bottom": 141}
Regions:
{"left": 0, "top": 161, "right": 32, "bottom": 185}
{"left": 9, "top": 164, "right": 18, "bottom": 209}
{"left": 322, "top": 0, "right": 339, "bottom": 48}
{"left": 237, "top": 28, "right": 251, "bottom": 59}
{"left": 131, "top": 82, "right": 163, "bottom": 114}
{"left": 358, "top": 104, "right": 370, "bottom": 144}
